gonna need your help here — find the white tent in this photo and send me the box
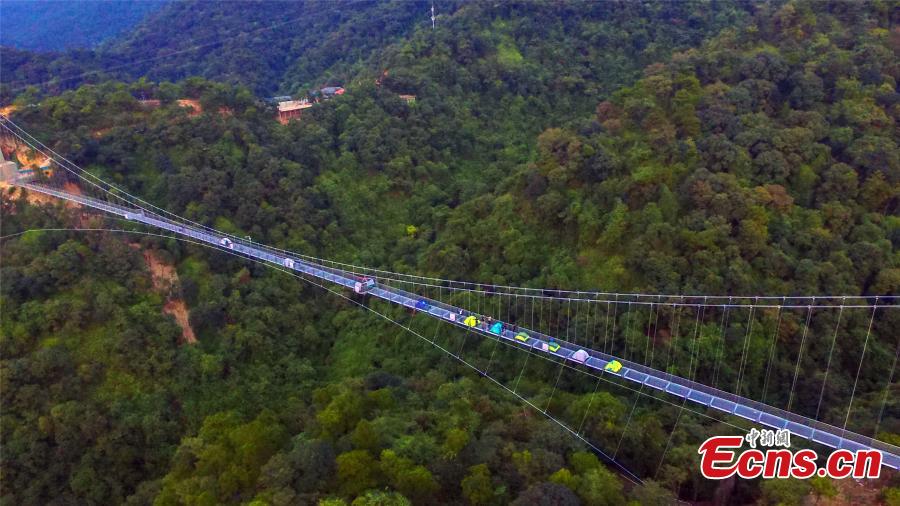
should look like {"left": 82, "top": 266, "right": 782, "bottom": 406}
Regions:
{"left": 571, "top": 349, "right": 590, "bottom": 363}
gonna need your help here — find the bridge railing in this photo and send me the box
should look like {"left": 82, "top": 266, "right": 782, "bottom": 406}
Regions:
{"left": 293, "top": 255, "right": 900, "bottom": 468}
{"left": 19, "top": 182, "right": 900, "bottom": 470}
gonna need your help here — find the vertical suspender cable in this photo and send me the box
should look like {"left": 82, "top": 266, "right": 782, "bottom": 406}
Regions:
{"left": 815, "top": 301, "right": 844, "bottom": 420}
{"left": 843, "top": 298, "right": 879, "bottom": 435}
{"left": 787, "top": 302, "right": 814, "bottom": 412}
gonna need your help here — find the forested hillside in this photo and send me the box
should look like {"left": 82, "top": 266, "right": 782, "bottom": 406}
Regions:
{"left": 429, "top": 1, "right": 900, "bottom": 295}
{"left": 1, "top": 0, "right": 437, "bottom": 97}
{"left": 0, "top": 0, "right": 166, "bottom": 52}
{"left": 1, "top": 1, "right": 899, "bottom": 505}
{"left": 0, "top": 0, "right": 751, "bottom": 99}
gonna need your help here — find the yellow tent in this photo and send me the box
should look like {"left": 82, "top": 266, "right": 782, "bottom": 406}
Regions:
{"left": 604, "top": 360, "right": 623, "bottom": 373}
{"left": 463, "top": 315, "right": 478, "bottom": 327}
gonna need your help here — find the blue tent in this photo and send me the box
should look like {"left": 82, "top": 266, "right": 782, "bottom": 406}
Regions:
{"left": 489, "top": 322, "right": 503, "bottom": 335}
{"left": 415, "top": 299, "right": 430, "bottom": 311}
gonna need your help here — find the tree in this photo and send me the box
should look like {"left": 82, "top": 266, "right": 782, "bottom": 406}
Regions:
{"left": 462, "top": 464, "right": 496, "bottom": 506}
{"left": 816, "top": 163, "right": 858, "bottom": 204}
{"left": 259, "top": 438, "right": 336, "bottom": 494}
{"left": 352, "top": 419, "right": 384, "bottom": 453}
{"left": 548, "top": 468, "right": 579, "bottom": 491}
{"left": 884, "top": 487, "right": 900, "bottom": 506}
{"left": 576, "top": 468, "right": 623, "bottom": 506}
{"left": 859, "top": 171, "right": 894, "bottom": 212}
{"left": 156, "top": 411, "right": 288, "bottom": 505}
{"left": 759, "top": 478, "right": 811, "bottom": 506}
{"left": 568, "top": 452, "right": 600, "bottom": 475}
{"left": 442, "top": 428, "right": 470, "bottom": 459}
{"left": 317, "top": 389, "right": 365, "bottom": 438}
{"left": 630, "top": 480, "right": 676, "bottom": 506}
{"left": 872, "top": 268, "right": 900, "bottom": 295}
{"left": 336, "top": 450, "right": 380, "bottom": 497}
{"left": 511, "top": 483, "right": 581, "bottom": 506}
{"left": 809, "top": 476, "right": 838, "bottom": 504}
{"left": 379, "top": 450, "right": 438, "bottom": 503}
{"left": 350, "top": 491, "right": 411, "bottom": 506}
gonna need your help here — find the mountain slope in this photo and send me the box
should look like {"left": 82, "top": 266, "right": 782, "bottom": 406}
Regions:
{"left": 3, "top": 1, "right": 898, "bottom": 505}
{"left": 0, "top": 0, "right": 166, "bottom": 51}
{"left": 1, "top": 0, "right": 749, "bottom": 99}
{"left": 1, "top": 0, "right": 436, "bottom": 97}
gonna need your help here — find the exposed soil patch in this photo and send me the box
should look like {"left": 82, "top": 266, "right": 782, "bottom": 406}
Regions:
{"left": 164, "top": 300, "right": 197, "bottom": 344}
{"left": 0, "top": 136, "right": 52, "bottom": 169}
{"left": 0, "top": 148, "right": 195, "bottom": 345}
{"left": 142, "top": 248, "right": 197, "bottom": 344}
{"left": 143, "top": 249, "right": 178, "bottom": 291}
{"left": 63, "top": 182, "right": 82, "bottom": 195}
{"left": 176, "top": 99, "right": 202, "bottom": 116}
{"left": 174, "top": 99, "right": 231, "bottom": 117}
{"left": 0, "top": 181, "right": 84, "bottom": 209}
{"left": 1, "top": 183, "right": 56, "bottom": 206}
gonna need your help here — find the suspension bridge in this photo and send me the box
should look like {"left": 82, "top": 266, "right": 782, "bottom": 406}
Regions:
{"left": 1, "top": 115, "right": 898, "bottom": 479}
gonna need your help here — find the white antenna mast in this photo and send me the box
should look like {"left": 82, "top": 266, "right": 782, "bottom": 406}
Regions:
{"left": 431, "top": 3, "right": 435, "bottom": 30}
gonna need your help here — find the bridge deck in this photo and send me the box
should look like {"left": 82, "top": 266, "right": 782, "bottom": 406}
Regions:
{"left": 20, "top": 183, "right": 900, "bottom": 471}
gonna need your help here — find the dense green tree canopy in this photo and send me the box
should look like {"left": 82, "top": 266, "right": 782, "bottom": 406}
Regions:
{"left": 2, "top": 1, "right": 898, "bottom": 504}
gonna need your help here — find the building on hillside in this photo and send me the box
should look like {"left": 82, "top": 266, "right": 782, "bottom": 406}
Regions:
{"left": 277, "top": 100, "right": 313, "bottom": 124}
{"left": 138, "top": 99, "right": 162, "bottom": 109}
{"left": 0, "top": 150, "right": 18, "bottom": 183}
{"left": 0, "top": 150, "right": 50, "bottom": 183}
{"left": 308, "top": 86, "right": 345, "bottom": 103}
{"left": 320, "top": 86, "right": 345, "bottom": 98}
{"left": 266, "top": 95, "right": 293, "bottom": 104}
{"left": 137, "top": 99, "right": 202, "bottom": 115}
{"left": 399, "top": 94, "right": 416, "bottom": 104}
